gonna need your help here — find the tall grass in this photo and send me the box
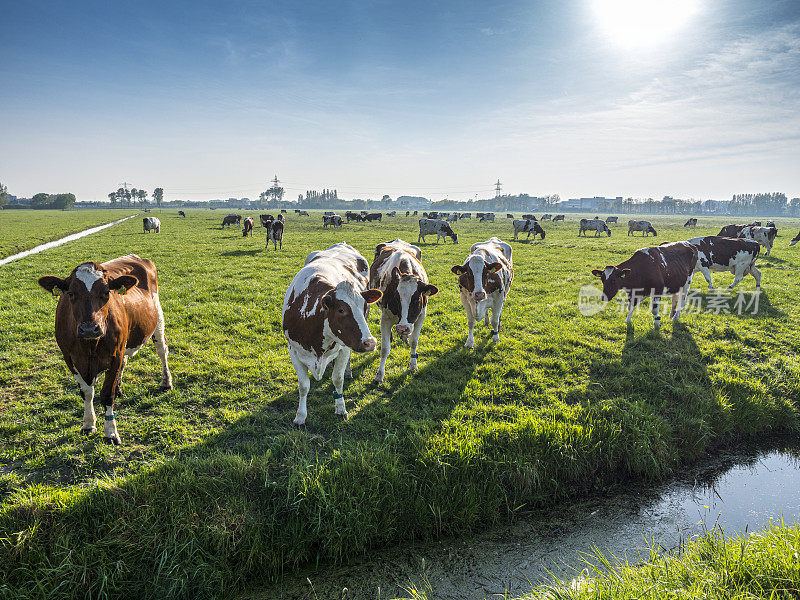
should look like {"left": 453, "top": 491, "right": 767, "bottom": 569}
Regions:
{"left": 0, "top": 210, "right": 798, "bottom": 598}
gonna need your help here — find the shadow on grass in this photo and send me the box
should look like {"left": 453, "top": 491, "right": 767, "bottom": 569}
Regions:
{"left": 220, "top": 249, "right": 262, "bottom": 257}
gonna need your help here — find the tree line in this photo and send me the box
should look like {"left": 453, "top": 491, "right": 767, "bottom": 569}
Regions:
{"left": 107, "top": 187, "right": 164, "bottom": 207}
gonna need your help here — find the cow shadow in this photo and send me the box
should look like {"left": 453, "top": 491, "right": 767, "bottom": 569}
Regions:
{"left": 220, "top": 249, "right": 261, "bottom": 257}
{"left": 685, "top": 288, "right": 785, "bottom": 320}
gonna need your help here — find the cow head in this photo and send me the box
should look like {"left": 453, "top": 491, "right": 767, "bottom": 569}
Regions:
{"left": 38, "top": 262, "right": 137, "bottom": 340}
{"left": 321, "top": 281, "right": 381, "bottom": 352}
{"left": 452, "top": 257, "right": 502, "bottom": 318}
{"left": 387, "top": 267, "right": 438, "bottom": 335}
{"left": 648, "top": 225, "right": 657, "bottom": 236}
{"left": 534, "top": 222, "right": 546, "bottom": 239}
{"left": 591, "top": 265, "right": 631, "bottom": 301}
{"left": 603, "top": 223, "right": 612, "bottom": 236}
{"left": 442, "top": 224, "right": 458, "bottom": 243}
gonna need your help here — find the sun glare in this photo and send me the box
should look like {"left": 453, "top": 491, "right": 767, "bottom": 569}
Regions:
{"left": 592, "top": 0, "right": 699, "bottom": 50}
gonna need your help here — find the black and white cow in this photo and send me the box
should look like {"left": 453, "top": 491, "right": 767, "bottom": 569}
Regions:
{"left": 260, "top": 214, "right": 274, "bottom": 227}
{"left": 628, "top": 220, "right": 657, "bottom": 236}
{"left": 282, "top": 243, "right": 382, "bottom": 425}
{"left": 684, "top": 218, "right": 698, "bottom": 227}
{"left": 686, "top": 236, "right": 761, "bottom": 290}
{"left": 451, "top": 237, "right": 513, "bottom": 348}
{"left": 553, "top": 214, "right": 565, "bottom": 222}
{"left": 369, "top": 239, "right": 438, "bottom": 382}
{"left": 718, "top": 224, "right": 778, "bottom": 256}
{"left": 541, "top": 214, "right": 552, "bottom": 221}
{"left": 790, "top": 230, "right": 800, "bottom": 247}
{"left": 579, "top": 218, "right": 611, "bottom": 237}
{"left": 606, "top": 216, "right": 618, "bottom": 224}
{"left": 418, "top": 218, "right": 458, "bottom": 244}
{"left": 266, "top": 219, "right": 284, "bottom": 250}
{"left": 143, "top": 217, "right": 161, "bottom": 233}
{"left": 512, "top": 219, "right": 546, "bottom": 240}
{"left": 323, "top": 214, "right": 343, "bottom": 229}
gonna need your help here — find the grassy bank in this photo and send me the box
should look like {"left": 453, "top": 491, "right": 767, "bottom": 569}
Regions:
{"left": 0, "top": 209, "right": 138, "bottom": 258}
{"left": 522, "top": 524, "right": 800, "bottom": 599}
{"left": 1, "top": 211, "right": 799, "bottom": 599}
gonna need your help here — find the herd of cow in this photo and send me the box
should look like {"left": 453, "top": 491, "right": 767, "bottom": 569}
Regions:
{"left": 35, "top": 213, "right": 800, "bottom": 441}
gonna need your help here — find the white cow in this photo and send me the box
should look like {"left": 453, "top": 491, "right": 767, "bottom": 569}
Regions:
{"left": 143, "top": 217, "right": 161, "bottom": 233}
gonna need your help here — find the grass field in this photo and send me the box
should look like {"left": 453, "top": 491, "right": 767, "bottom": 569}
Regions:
{"left": 520, "top": 524, "right": 800, "bottom": 600}
{"left": 0, "top": 209, "right": 137, "bottom": 259}
{"left": 1, "top": 209, "right": 799, "bottom": 599}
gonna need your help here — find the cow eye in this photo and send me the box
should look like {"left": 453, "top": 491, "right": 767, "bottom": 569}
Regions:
{"left": 338, "top": 308, "right": 345, "bottom": 314}
{"left": 66, "top": 291, "right": 75, "bottom": 299}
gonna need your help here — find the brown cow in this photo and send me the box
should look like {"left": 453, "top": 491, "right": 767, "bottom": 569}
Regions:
{"left": 38, "top": 255, "right": 172, "bottom": 445}
{"left": 282, "top": 243, "right": 381, "bottom": 425}
{"left": 222, "top": 214, "right": 241, "bottom": 228}
{"left": 370, "top": 239, "right": 438, "bottom": 382}
{"left": 592, "top": 242, "right": 697, "bottom": 330}
{"left": 242, "top": 217, "right": 254, "bottom": 236}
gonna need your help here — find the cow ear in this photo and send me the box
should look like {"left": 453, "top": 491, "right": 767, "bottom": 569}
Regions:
{"left": 422, "top": 284, "right": 439, "bottom": 297}
{"left": 109, "top": 275, "right": 138, "bottom": 294}
{"left": 391, "top": 266, "right": 401, "bottom": 280}
{"left": 591, "top": 269, "right": 603, "bottom": 278}
{"left": 619, "top": 269, "right": 632, "bottom": 279}
{"left": 486, "top": 262, "right": 503, "bottom": 274}
{"left": 361, "top": 289, "right": 382, "bottom": 304}
{"left": 451, "top": 265, "right": 465, "bottom": 275}
{"left": 322, "top": 292, "right": 334, "bottom": 310}
{"left": 38, "top": 276, "right": 69, "bottom": 295}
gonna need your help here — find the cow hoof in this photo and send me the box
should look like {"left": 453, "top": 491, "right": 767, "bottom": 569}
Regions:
{"left": 159, "top": 383, "right": 173, "bottom": 390}
{"left": 335, "top": 410, "right": 349, "bottom": 419}
{"left": 103, "top": 435, "right": 121, "bottom": 446}
{"left": 373, "top": 375, "right": 384, "bottom": 383}
{"left": 81, "top": 427, "right": 96, "bottom": 436}
{"left": 464, "top": 342, "right": 474, "bottom": 349}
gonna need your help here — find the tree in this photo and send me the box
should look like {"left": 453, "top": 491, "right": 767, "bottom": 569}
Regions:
{"left": 51, "top": 193, "right": 76, "bottom": 210}
{"left": 153, "top": 188, "right": 164, "bottom": 207}
{"left": 31, "top": 193, "right": 51, "bottom": 208}
{"left": 137, "top": 189, "right": 147, "bottom": 205}
{"left": 108, "top": 192, "right": 117, "bottom": 205}
{"left": 0, "top": 182, "right": 8, "bottom": 208}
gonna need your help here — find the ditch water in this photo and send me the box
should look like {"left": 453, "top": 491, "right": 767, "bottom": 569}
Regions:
{"left": 249, "top": 440, "right": 800, "bottom": 599}
{"left": 0, "top": 214, "right": 139, "bottom": 267}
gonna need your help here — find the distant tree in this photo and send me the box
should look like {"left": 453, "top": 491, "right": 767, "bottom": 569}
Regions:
{"left": 130, "top": 188, "right": 138, "bottom": 205}
{"left": 137, "top": 189, "right": 147, "bottom": 205}
{"left": 153, "top": 188, "right": 164, "bottom": 207}
{"left": 381, "top": 194, "right": 392, "bottom": 204}
{"left": 0, "top": 182, "right": 8, "bottom": 208}
{"left": 31, "top": 193, "right": 51, "bottom": 208}
{"left": 108, "top": 192, "right": 117, "bottom": 205}
{"left": 51, "top": 193, "right": 76, "bottom": 210}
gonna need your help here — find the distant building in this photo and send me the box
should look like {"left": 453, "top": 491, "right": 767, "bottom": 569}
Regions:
{"left": 397, "top": 195, "right": 431, "bottom": 208}
{"left": 558, "top": 196, "right": 622, "bottom": 211}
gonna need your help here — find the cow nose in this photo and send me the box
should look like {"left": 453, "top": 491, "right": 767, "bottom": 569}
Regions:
{"left": 358, "top": 337, "right": 377, "bottom": 352}
{"left": 473, "top": 291, "right": 486, "bottom": 301}
{"left": 77, "top": 322, "right": 101, "bottom": 338}
{"left": 396, "top": 324, "right": 411, "bottom": 336}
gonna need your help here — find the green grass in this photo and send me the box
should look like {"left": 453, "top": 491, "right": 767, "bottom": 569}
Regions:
{"left": 522, "top": 524, "right": 800, "bottom": 599}
{"left": 1, "top": 209, "right": 799, "bottom": 599}
{"left": 0, "top": 209, "right": 138, "bottom": 258}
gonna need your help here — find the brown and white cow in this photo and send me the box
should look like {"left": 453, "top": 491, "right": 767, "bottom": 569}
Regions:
{"left": 686, "top": 236, "right": 761, "bottom": 290}
{"left": 260, "top": 214, "right": 274, "bottom": 227}
{"left": 790, "top": 229, "right": 800, "bottom": 247}
{"left": 266, "top": 219, "right": 284, "bottom": 250}
{"left": 512, "top": 219, "right": 545, "bottom": 240}
{"left": 591, "top": 242, "right": 697, "bottom": 330}
{"left": 242, "top": 217, "right": 254, "bottom": 236}
{"left": 628, "top": 220, "right": 657, "bottom": 236}
{"left": 451, "top": 237, "right": 513, "bottom": 348}
{"left": 418, "top": 218, "right": 458, "bottom": 244}
{"left": 222, "top": 214, "right": 241, "bottom": 228}
{"left": 369, "top": 239, "right": 438, "bottom": 382}
{"left": 718, "top": 224, "right": 778, "bottom": 256}
{"left": 282, "top": 243, "right": 382, "bottom": 425}
{"left": 37, "top": 254, "right": 172, "bottom": 445}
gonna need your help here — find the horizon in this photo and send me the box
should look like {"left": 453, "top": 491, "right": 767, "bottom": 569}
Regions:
{"left": 2, "top": 1, "right": 799, "bottom": 202}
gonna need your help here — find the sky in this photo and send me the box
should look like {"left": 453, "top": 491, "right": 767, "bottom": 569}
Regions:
{"left": 1, "top": 0, "right": 799, "bottom": 202}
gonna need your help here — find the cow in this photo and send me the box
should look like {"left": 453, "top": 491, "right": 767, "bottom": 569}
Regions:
{"left": 506, "top": 214, "right": 514, "bottom": 219}
{"left": 369, "top": 239, "right": 438, "bottom": 382}
{"left": 345, "top": 211, "right": 361, "bottom": 223}
{"left": 462, "top": 213, "right": 471, "bottom": 218}
{"left": 447, "top": 213, "right": 459, "bottom": 222}
{"left": 718, "top": 224, "right": 778, "bottom": 256}
{"left": 360, "top": 211, "right": 368, "bottom": 216}
{"left": 324, "top": 211, "right": 335, "bottom": 216}
{"left": 686, "top": 236, "right": 761, "bottom": 290}
{"left": 282, "top": 243, "right": 382, "bottom": 426}
{"left": 684, "top": 218, "right": 698, "bottom": 227}
{"left": 418, "top": 218, "right": 458, "bottom": 244}
{"left": 579, "top": 218, "right": 611, "bottom": 237}
{"left": 628, "top": 220, "right": 657, "bottom": 237}
{"left": 413, "top": 210, "right": 418, "bottom": 216}
{"left": 451, "top": 237, "right": 513, "bottom": 348}
{"left": 299, "top": 210, "right": 309, "bottom": 216}
{"left": 766, "top": 220, "right": 776, "bottom": 228}
{"left": 323, "top": 214, "right": 343, "bottom": 229}
{"left": 479, "top": 213, "right": 495, "bottom": 222}
{"left": 522, "top": 214, "right": 537, "bottom": 221}
{"left": 295, "top": 209, "right": 301, "bottom": 214}
{"left": 281, "top": 209, "right": 287, "bottom": 214}
{"left": 387, "top": 211, "right": 396, "bottom": 217}
{"left": 222, "top": 214, "right": 241, "bottom": 228}
{"left": 365, "top": 213, "right": 383, "bottom": 222}
{"left": 260, "top": 214, "right": 274, "bottom": 227}
{"left": 553, "top": 214, "right": 565, "bottom": 222}
{"left": 512, "top": 219, "right": 546, "bottom": 240}
{"left": 178, "top": 211, "right": 186, "bottom": 218}
{"left": 242, "top": 217, "right": 254, "bottom": 236}
{"left": 790, "top": 230, "right": 800, "bottom": 247}
{"left": 541, "top": 214, "right": 552, "bottom": 221}
{"left": 606, "top": 216, "right": 618, "bottom": 224}
{"left": 143, "top": 217, "right": 161, "bottom": 233}
{"left": 277, "top": 213, "right": 285, "bottom": 223}
{"left": 266, "top": 219, "right": 284, "bottom": 250}
{"left": 405, "top": 210, "right": 410, "bottom": 217}
{"left": 591, "top": 242, "right": 697, "bottom": 330}
{"left": 37, "top": 255, "right": 172, "bottom": 445}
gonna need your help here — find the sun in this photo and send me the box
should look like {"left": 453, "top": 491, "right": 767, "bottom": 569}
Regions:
{"left": 592, "top": 0, "right": 699, "bottom": 50}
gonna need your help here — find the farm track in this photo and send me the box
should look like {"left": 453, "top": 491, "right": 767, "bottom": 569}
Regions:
{"left": 0, "top": 209, "right": 799, "bottom": 599}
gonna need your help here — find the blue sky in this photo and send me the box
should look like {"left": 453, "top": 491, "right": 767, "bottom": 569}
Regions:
{"left": 2, "top": 0, "right": 799, "bottom": 201}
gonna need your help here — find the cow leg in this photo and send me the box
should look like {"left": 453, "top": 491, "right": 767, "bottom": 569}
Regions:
{"left": 75, "top": 373, "right": 96, "bottom": 435}
{"left": 152, "top": 294, "right": 173, "bottom": 389}
{"left": 409, "top": 307, "right": 426, "bottom": 372}
{"left": 626, "top": 296, "right": 640, "bottom": 324}
{"left": 651, "top": 296, "right": 662, "bottom": 330}
{"left": 100, "top": 357, "right": 124, "bottom": 445}
{"left": 462, "top": 292, "right": 477, "bottom": 349}
{"left": 671, "top": 276, "right": 693, "bottom": 321}
{"left": 749, "top": 264, "right": 762, "bottom": 288}
{"left": 490, "top": 297, "right": 504, "bottom": 343}
{"left": 116, "top": 355, "right": 128, "bottom": 398}
{"left": 289, "top": 349, "right": 311, "bottom": 426}
{"left": 727, "top": 268, "right": 746, "bottom": 290}
{"left": 332, "top": 349, "right": 350, "bottom": 418}
{"left": 374, "top": 312, "right": 393, "bottom": 383}
{"left": 699, "top": 266, "right": 714, "bottom": 290}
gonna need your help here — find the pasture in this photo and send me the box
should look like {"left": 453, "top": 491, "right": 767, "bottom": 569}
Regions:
{"left": 0, "top": 209, "right": 136, "bottom": 259}
{"left": 1, "top": 209, "right": 799, "bottom": 599}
